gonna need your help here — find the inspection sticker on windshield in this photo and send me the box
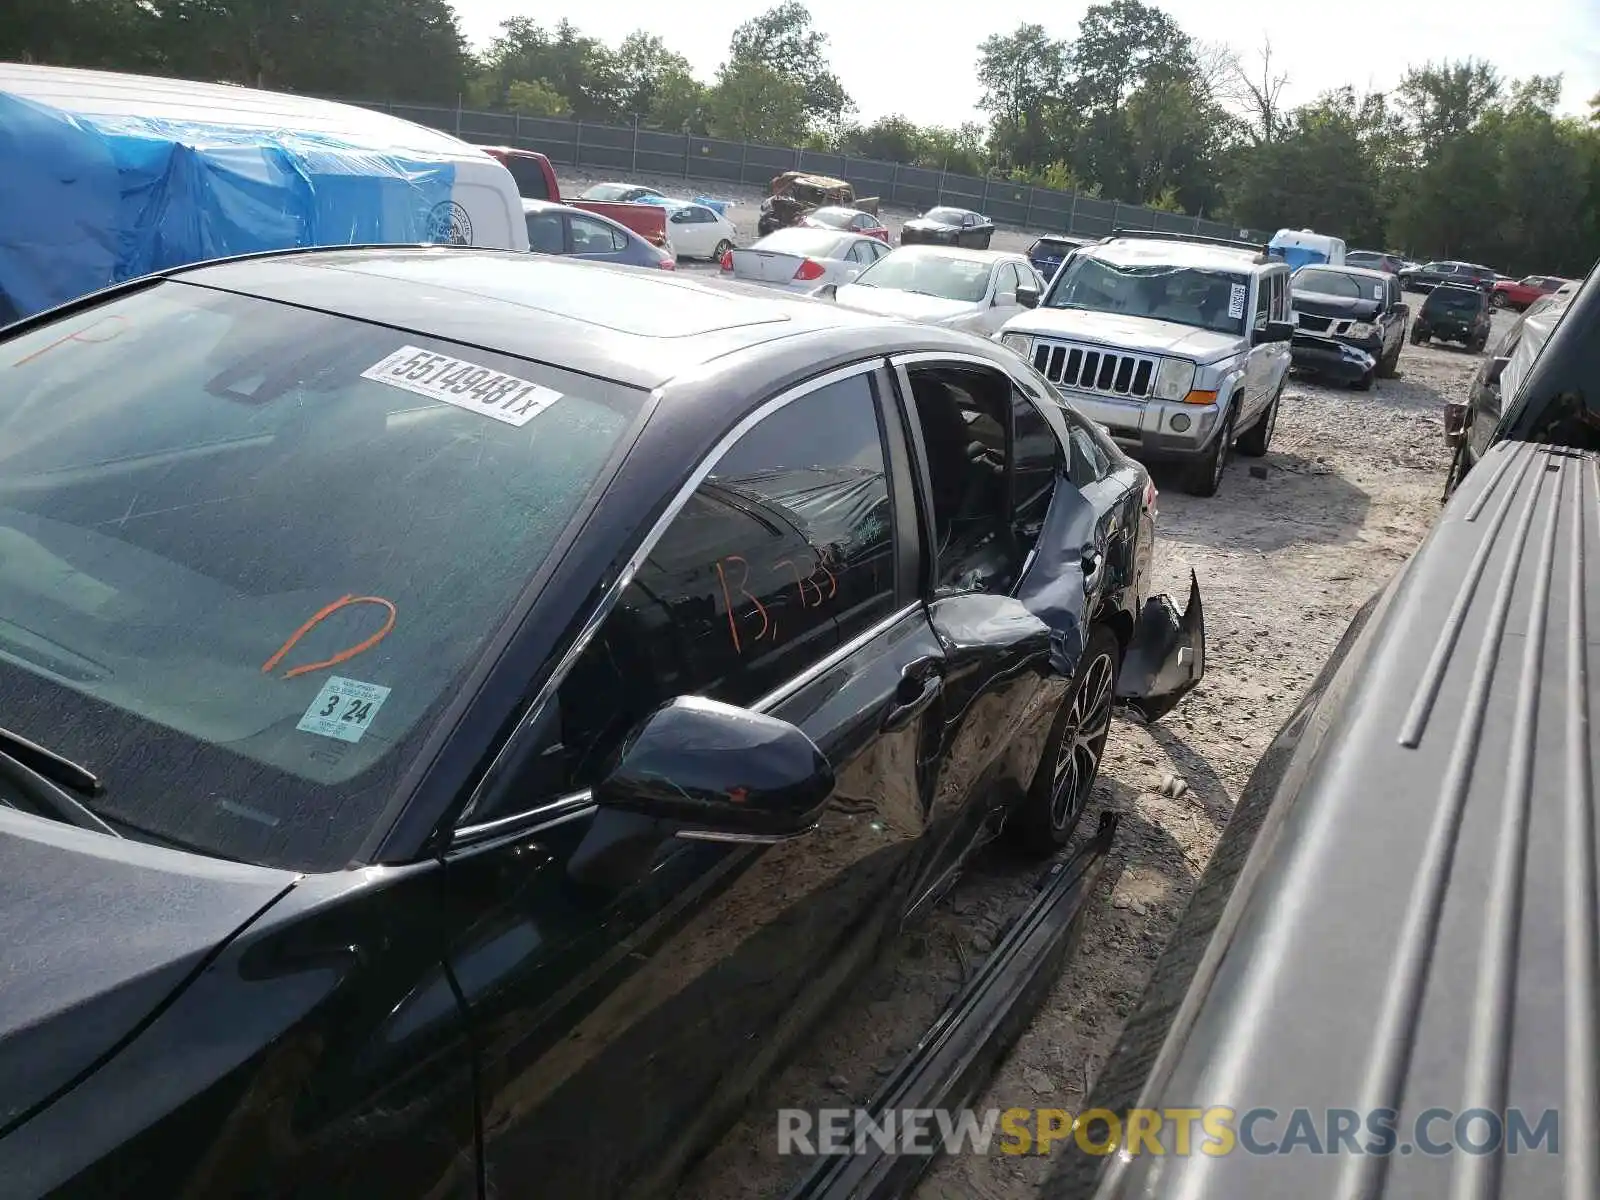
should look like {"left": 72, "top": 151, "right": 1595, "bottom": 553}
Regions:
{"left": 1227, "top": 283, "right": 1247, "bottom": 319}
{"left": 297, "top": 676, "right": 392, "bottom": 744}
{"left": 362, "top": 345, "right": 562, "bottom": 427}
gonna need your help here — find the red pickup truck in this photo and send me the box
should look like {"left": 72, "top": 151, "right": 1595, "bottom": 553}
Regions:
{"left": 478, "top": 147, "right": 669, "bottom": 249}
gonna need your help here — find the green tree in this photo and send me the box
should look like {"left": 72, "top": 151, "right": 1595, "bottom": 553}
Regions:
{"left": 470, "top": 16, "right": 620, "bottom": 119}
{"left": 613, "top": 31, "right": 700, "bottom": 122}
{"left": 1397, "top": 59, "right": 1502, "bottom": 156}
{"left": 1226, "top": 88, "right": 1389, "bottom": 246}
{"left": 504, "top": 80, "right": 568, "bottom": 117}
{"left": 725, "top": 2, "right": 852, "bottom": 127}
{"left": 705, "top": 59, "right": 809, "bottom": 144}
{"left": 975, "top": 23, "right": 1067, "bottom": 171}
{"left": 1, "top": 0, "right": 163, "bottom": 71}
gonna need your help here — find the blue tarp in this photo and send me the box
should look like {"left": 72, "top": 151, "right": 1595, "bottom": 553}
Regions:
{"left": 0, "top": 93, "right": 458, "bottom": 320}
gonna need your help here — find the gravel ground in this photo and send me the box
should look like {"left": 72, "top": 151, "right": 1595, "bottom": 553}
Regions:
{"left": 665, "top": 302, "right": 1509, "bottom": 1200}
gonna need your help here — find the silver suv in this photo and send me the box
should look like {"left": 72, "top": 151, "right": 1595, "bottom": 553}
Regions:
{"left": 995, "top": 232, "right": 1293, "bottom": 496}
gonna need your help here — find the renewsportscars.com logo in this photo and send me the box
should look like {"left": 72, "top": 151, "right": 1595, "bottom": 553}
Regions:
{"left": 776, "top": 1106, "right": 1562, "bottom": 1158}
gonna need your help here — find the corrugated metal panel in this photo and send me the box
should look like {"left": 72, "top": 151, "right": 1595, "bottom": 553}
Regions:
{"left": 1061, "top": 440, "right": 1599, "bottom": 1200}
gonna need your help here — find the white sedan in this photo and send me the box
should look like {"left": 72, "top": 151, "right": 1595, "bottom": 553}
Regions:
{"left": 720, "top": 227, "right": 890, "bottom": 292}
{"left": 663, "top": 201, "right": 740, "bottom": 261}
{"left": 824, "top": 246, "right": 1046, "bottom": 335}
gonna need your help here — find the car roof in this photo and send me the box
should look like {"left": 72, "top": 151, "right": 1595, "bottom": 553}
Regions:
{"left": 165, "top": 247, "right": 960, "bottom": 391}
{"left": 1293, "top": 263, "right": 1390, "bottom": 282}
{"left": 1089, "top": 236, "right": 1269, "bottom": 272}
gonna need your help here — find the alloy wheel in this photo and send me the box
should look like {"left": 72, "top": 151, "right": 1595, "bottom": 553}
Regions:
{"left": 1049, "top": 652, "right": 1116, "bottom": 829}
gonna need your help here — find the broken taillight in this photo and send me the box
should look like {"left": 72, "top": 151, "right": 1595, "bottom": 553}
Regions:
{"left": 793, "top": 258, "right": 826, "bottom": 282}
{"left": 1143, "top": 478, "right": 1159, "bottom": 515}
{"left": 720, "top": 249, "right": 734, "bottom": 272}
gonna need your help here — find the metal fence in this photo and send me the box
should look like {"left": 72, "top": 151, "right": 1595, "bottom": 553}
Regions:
{"left": 345, "top": 99, "right": 1262, "bottom": 243}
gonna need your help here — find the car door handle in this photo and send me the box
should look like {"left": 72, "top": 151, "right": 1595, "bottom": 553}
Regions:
{"left": 882, "top": 659, "right": 944, "bottom": 732}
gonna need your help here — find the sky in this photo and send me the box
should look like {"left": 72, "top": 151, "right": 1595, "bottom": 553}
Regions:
{"left": 450, "top": 0, "right": 1600, "bottom": 127}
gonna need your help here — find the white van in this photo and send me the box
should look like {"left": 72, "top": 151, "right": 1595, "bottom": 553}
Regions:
{"left": 1269, "top": 229, "right": 1347, "bottom": 270}
{"left": 0, "top": 63, "right": 527, "bottom": 319}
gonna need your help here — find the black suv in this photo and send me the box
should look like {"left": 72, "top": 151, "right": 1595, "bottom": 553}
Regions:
{"left": 1410, "top": 282, "right": 1492, "bottom": 350}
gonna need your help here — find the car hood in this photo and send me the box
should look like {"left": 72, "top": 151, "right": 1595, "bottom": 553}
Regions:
{"left": 1291, "top": 291, "right": 1382, "bottom": 320}
{"left": 833, "top": 286, "right": 977, "bottom": 323}
{"left": 1006, "top": 308, "right": 1242, "bottom": 362}
{"left": 0, "top": 809, "right": 295, "bottom": 1131}
{"left": 904, "top": 218, "right": 956, "bottom": 232}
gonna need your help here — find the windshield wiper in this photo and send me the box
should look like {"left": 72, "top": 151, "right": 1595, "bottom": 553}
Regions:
{"left": 0, "top": 723, "right": 102, "bottom": 794}
{"left": 0, "top": 747, "right": 120, "bottom": 838}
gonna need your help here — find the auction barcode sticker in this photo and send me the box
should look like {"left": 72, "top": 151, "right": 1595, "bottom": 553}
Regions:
{"left": 362, "top": 345, "right": 562, "bottom": 427}
{"left": 1227, "top": 283, "right": 1247, "bottom": 319}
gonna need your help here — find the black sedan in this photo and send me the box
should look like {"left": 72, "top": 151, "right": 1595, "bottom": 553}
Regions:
{"left": 1288, "top": 263, "right": 1409, "bottom": 387}
{"left": 0, "top": 248, "right": 1202, "bottom": 1199}
{"left": 900, "top": 206, "right": 996, "bottom": 249}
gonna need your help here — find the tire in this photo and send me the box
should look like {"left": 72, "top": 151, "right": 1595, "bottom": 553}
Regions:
{"left": 1411, "top": 329, "right": 1428, "bottom": 345}
{"left": 1377, "top": 340, "right": 1402, "bottom": 378}
{"left": 1183, "top": 408, "right": 1235, "bottom": 497}
{"left": 1490, "top": 291, "right": 1507, "bottom": 308}
{"left": 711, "top": 238, "right": 733, "bottom": 262}
{"left": 1004, "top": 625, "right": 1120, "bottom": 854}
{"left": 1236, "top": 387, "right": 1279, "bottom": 457}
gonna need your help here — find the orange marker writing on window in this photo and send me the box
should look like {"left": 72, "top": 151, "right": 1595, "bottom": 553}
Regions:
{"left": 262, "top": 594, "right": 397, "bottom": 680}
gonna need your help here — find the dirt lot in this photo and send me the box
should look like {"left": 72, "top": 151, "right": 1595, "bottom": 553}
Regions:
{"left": 657, "top": 288, "right": 1506, "bottom": 1198}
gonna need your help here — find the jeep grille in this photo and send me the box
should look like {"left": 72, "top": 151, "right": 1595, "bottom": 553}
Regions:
{"left": 1032, "top": 340, "right": 1156, "bottom": 398}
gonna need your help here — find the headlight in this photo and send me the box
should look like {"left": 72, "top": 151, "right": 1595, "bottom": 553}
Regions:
{"left": 1346, "top": 322, "right": 1375, "bottom": 338}
{"left": 1151, "top": 358, "right": 1197, "bottom": 401}
{"left": 999, "top": 332, "right": 1033, "bottom": 358}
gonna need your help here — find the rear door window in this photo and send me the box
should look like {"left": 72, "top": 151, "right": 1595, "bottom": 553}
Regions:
{"left": 502, "top": 155, "right": 552, "bottom": 201}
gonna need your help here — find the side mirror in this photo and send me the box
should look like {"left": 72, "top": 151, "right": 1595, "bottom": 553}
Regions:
{"left": 1015, "top": 284, "right": 1040, "bottom": 309}
{"left": 597, "top": 695, "right": 832, "bottom": 835}
{"left": 568, "top": 696, "right": 834, "bottom": 887}
{"left": 1483, "top": 355, "right": 1512, "bottom": 385}
{"left": 1253, "top": 319, "right": 1294, "bottom": 345}
{"left": 812, "top": 282, "right": 839, "bottom": 300}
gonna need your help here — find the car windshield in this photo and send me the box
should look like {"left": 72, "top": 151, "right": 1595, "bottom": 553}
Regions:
{"left": 1294, "top": 269, "right": 1370, "bottom": 299}
{"left": 753, "top": 228, "right": 850, "bottom": 258}
{"left": 1044, "top": 254, "right": 1250, "bottom": 335}
{"left": 1428, "top": 288, "right": 1481, "bottom": 312}
{"left": 0, "top": 283, "right": 645, "bottom": 870}
{"left": 925, "top": 208, "right": 966, "bottom": 224}
{"left": 850, "top": 252, "right": 993, "bottom": 302}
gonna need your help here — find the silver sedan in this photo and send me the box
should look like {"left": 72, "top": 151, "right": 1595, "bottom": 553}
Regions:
{"left": 822, "top": 246, "right": 1045, "bottom": 335}
{"left": 720, "top": 227, "right": 890, "bottom": 292}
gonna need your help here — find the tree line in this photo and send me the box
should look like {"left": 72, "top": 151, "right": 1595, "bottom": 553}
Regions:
{"left": 7, "top": 0, "right": 1599, "bottom": 274}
